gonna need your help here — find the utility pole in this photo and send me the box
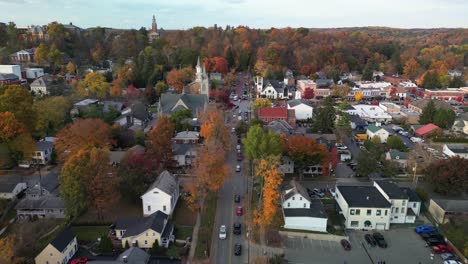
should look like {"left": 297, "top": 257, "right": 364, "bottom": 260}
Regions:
{"left": 412, "top": 163, "right": 418, "bottom": 186}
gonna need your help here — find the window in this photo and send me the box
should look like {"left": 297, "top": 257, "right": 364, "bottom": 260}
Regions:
{"left": 292, "top": 197, "right": 295, "bottom": 200}
{"left": 50, "top": 253, "right": 53, "bottom": 256}
{"left": 356, "top": 209, "right": 361, "bottom": 215}
{"left": 367, "top": 209, "right": 372, "bottom": 216}
{"left": 287, "top": 203, "right": 290, "bottom": 207}
{"left": 147, "top": 205, "right": 151, "bottom": 212}
{"left": 146, "top": 232, "right": 148, "bottom": 236}
{"left": 153, "top": 232, "right": 156, "bottom": 236}
{"left": 395, "top": 208, "right": 399, "bottom": 214}
{"left": 145, "top": 240, "right": 147, "bottom": 244}
{"left": 350, "top": 221, "right": 359, "bottom": 227}
{"left": 303, "top": 203, "right": 306, "bottom": 208}
{"left": 413, "top": 203, "right": 417, "bottom": 208}
{"left": 402, "top": 200, "right": 406, "bottom": 206}
{"left": 376, "top": 210, "right": 381, "bottom": 216}
{"left": 350, "top": 209, "right": 355, "bottom": 215}
{"left": 163, "top": 205, "right": 167, "bottom": 212}
{"left": 385, "top": 210, "right": 388, "bottom": 216}
{"left": 401, "top": 208, "right": 405, "bottom": 214}
{"left": 300, "top": 197, "right": 302, "bottom": 200}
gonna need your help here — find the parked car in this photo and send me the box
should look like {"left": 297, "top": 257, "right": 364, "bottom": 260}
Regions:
{"left": 328, "top": 188, "right": 336, "bottom": 198}
{"left": 236, "top": 206, "right": 243, "bottom": 216}
{"left": 440, "top": 253, "right": 459, "bottom": 261}
{"left": 236, "top": 144, "right": 241, "bottom": 150}
{"left": 335, "top": 143, "right": 348, "bottom": 150}
{"left": 313, "top": 188, "right": 325, "bottom": 198}
{"left": 236, "top": 165, "right": 241, "bottom": 172}
{"left": 372, "top": 232, "right": 387, "bottom": 248}
{"left": 71, "top": 258, "right": 88, "bottom": 264}
{"left": 364, "top": 234, "right": 377, "bottom": 247}
{"left": 233, "top": 222, "right": 242, "bottom": 235}
{"left": 340, "top": 239, "right": 351, "bottom": 251}
{"left": 392, "top": 126, "right": 403, "bottom": 132}
{"left": 432, "top": 245, "right": 453, "bottom": 254}
{"left": 443, "top": 260, "right": 463, "bottom": 264}
{"left": 231, "top": 127, "right": 236, "bottom": 133}
{"left": 234, "top": 194, "right": 241, "bottom": 203}
{"left": 427, "top": 238, "right": 447, "bottom": 247}
{"left": 410, "top": 137, "right": 423, "bottom": 143}
{"left": 237, "top": 154, "right": 243, "bottom": 161}
{"left": 420, "top": 231, "right": 444, "bottom": 241}
{"left": 219, "top": 225, "right": 227, "bottom": 240}
{"left": 415, "top": 225, "right": 437, "bottom": 234}
{"left": 234, "top": 244, "right": 242, "bottom": 256}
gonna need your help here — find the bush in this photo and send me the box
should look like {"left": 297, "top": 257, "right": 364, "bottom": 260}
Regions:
{"left": 151, "top": 239, "right": 159, "bottom": 254}
{"left": 124, "top": 240, "right": 130, "bottom": 249}
{"left": 415, "top": 187, "right": 429, "bottom": 202}
{"left": 98, "top": 236, "right": 114, "bottom": 253}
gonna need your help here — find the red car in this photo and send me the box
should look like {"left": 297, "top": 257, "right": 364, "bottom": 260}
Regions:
{"left": 431, "top": 245, "right": 453, "bottom": 254}
{"left": 236, "top": 206, "right": 243, "bottom": 216}
{"left": 71, "top": 257, "right": 88, "bottom": 264}
{"left": 237, "top": 154, "right": 243, "bottom": 161}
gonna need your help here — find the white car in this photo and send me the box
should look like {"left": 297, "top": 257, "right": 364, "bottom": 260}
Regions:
{"left": 236, "top": 165, "right": 241, "bottom": 172}
{"left": 231, "top": 127, "right": 236, "bottom": 133}
{"left": 392, "top": 125, "right": 403, "bottom": 132}
{"left": 236, "top": 144, "right": 241, "bottom": 150}
{"left": 410, "top": 137, "right": 423, "bottom": 143}
{"left": 443, "top": 260, "right": 462, "bottom": 264}
{"left": 219, "top": 225, "right": 227, "bottom": 239}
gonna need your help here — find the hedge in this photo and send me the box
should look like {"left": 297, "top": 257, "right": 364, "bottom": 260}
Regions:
{"left": 433, "top": 137, "right": 468, "bottom": 143}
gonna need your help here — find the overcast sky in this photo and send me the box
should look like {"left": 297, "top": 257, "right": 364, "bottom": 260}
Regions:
{"left": 0, "top": 0, "right": 467, "bottom": 29}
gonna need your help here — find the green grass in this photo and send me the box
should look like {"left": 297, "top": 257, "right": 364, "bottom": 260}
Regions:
{"left": 72, "top": 225, "right": 109, "bottom": 242}
{"left": 175, "top": 225, "right": 193, "bottom": 240}
{"left": 194, "top": 192, "right": 217, "bottom": 258}
{"left": 166, "top": 244, "right": 181, "bottom": 258}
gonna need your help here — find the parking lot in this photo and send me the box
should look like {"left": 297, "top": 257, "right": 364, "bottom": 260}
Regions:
{"left": 282, "top": 227, "right": 444, "bottom": 264}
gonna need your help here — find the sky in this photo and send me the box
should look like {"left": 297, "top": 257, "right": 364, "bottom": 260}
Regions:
{"left": 0, "top": 0, "right": 467, "bottom": 29}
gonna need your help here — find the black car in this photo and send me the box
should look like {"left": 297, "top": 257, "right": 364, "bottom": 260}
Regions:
{"left": 420, "top": 232, "right": 444, "bottom": 241}
{"left": 234, "top": 244, "right": 242, "bottom": 256}
{"left": 426, "top": 238, "right": 446, "bottom": 247}
{"left": 340, "top": 239, "right": 351, "bottom": 251}
{"left": 372, "top": 232, "right": 387, "bottom": 248}
{"left": 233, "top": 223, "right": 242, "bottom": 235}
{"left": 234, "top": 195, "right": 241, "bottom": 203}
{"left": 364, "top": 234, "right": 376, "bottom": 247}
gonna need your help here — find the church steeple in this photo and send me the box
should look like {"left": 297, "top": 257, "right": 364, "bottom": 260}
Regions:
{"left": 195, "top": 56, "right": 202, "bottom": 82}
{"left": 151, "top": 15, "right": 157, "bottom": 32}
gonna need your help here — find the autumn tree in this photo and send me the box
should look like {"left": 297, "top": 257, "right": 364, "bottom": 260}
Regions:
{"left": 251, "top": 98, "right": 272, "bottom": 111}
{"left": 166, "top": 67, "right": 194, "bottom": 93}
{"left": 34, "top": 43, "right": 49, "bottom": 65}
{"left": 144, "top": 84, "right": 158, "bottom": 104}
{"left": 425, "top": 157, "right": 468, "bottom": 195}
{"left": 0, "top": 85, "right": 36, "bottom": 131}
{"left": 203, "top": 56, "right": 228, "bottom": 74}
{"left": 110, "top": 78, "right": 124, "bottom": 97}
{"left": 155, "top": 81, "right": 168, "bottom": 96}
{"left": 403, "top": 58, "right": 420, "bottom": 80}
{"left": 147, "top": 116, "right": 175, "bottom": 166}
{"left": 66, "top": 62, "right": 76, "bottom": 74}
{"left": 254, "top": 157, "right": 283, "bottom": 229}
{"left": 284, "top": 136, "right": 329, "bottom": 180}
{"left": 78, "top": 72, "right": 110, "bottom": 99}
{"left": 242, "top": 125, "right": 282, "bottom": 161}
{"left": 354, "top": 92, "right": 363, "bottom": 102}
{"left": 55, "top": 119, "right": 112, "bottom": 161}
{"left": 331, "top": 84, "right": 351, "bottom": 98}
{"left": 302, "top": 88, "right": 315, "bottom": 99}
{"left": 33, "top": 96, "right": 71, "bottom": 137}
{"left": 199, "top": 106, "right": 230, "bottom": 150}
{"left": 0, "top": 112, "right": 24, "bottom": 142}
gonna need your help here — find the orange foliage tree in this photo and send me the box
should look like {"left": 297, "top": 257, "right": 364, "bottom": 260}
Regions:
{"left": 166, "top": 67, "right": 194, "bottom": 93}
{"left": 147, "top": 116, "right": 175, "bottom": 166}
{"left": 55, "top": 118, "right": 112, "bottom": 162}
{"left": 203, "top": 56, "right": 228, "bottom": 74}
{"left": 200, "top": 106, "right": 230, "bottom": 150}
{"left": 0, "top": 112, "right": 24, "bottom": 142}
{"left": 254, "top": 157, "right": 283, "bottom": 228}
{"left": 403, "top": 58, "right": 420, "bottom": 80}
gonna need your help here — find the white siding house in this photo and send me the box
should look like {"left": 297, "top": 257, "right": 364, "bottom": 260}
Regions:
{"left": 141, "top": 171, "right": 179, "bottom": 216}
{"left": 442, "top": 144, "right": 468, "bottom": 159}
{"left": 261, "top": 85, "right": 279, "bottom": 99}
{"left": 281, "top": 180, "right": 327, "bottom": 232}
{"left": 374, "top": 181, "right": 420, "bottom": 224}
{"left": 287, "top": 99, "right": 313, "bottom": 120}
{"left": 366, "top": 124, "right": 391, "bottom": 143}
{"left": 0, "top": 182, "right": 27, "bottom": 199}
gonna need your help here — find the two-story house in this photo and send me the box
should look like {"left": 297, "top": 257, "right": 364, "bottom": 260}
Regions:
{"left": 374, "top": 180, "right": 415, "bottom": 224}
{"left": 335, "top": 185, "right": 392, "bottom": 230}
{"left": 366, "top": 124, "right": 392, "bottom": 143}
{"left": 281, "top": 180, "right": 328, "bottom": 232}
{"left": 173, "top": 131, "right": 199, "bottom": 144}
{"left": 115, "top": 211, "right": 174, "bottom": 248}
{"left": 33, "top": 140, "right": 54, "bottom": 165}
{"left": 171, "top": 131, "right": 199, "bottom": 167}
{"left": 30, "top": 76, "right": 52, "bottom": 95}
{"left": 35, "top": 227, "right": 78, "bottom": 264}
{"left": 141, "top": 171, "right": 179, "bottom": 216}
{"left": 16, "top": 184, "right": 66, "bottom": 220}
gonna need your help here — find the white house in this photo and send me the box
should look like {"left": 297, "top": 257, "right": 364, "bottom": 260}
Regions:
{"left": 35, "top": 227, "right": 78, "bottom": 264}
{"left": 452, "top": 113, "right": 468, "bottom": 135}
{"left": 443, "top": 144, "right": 468, "bottom": 159}
{"left": 287, "top": 99, "right": 313, "bottom": 120}
{"left": 25, "top": 68, "right": 44, "bottom": 79}
{"left": 30, "top": 76, "right": 52, "bottom": 95}
{"left": 366, "top": 124, "right": 391, "bottom": 143}
{"left": 256, "top": 78, "right": 290, "bottom": 99}
{"left": 141, "top": 171, "right": 179, "bottom": 216}
{"left": 335, "top": 185, "right": 392, "bottom": 230}
{"left": 0, "top": 182, "right": 27, "bottom": 199}
{"left": 346, "top": 104, "right": 392, "bottom": 123}
{"left": 279, "top": 156, "right": 294, "bottom": 174}
{"left": 374, "top": 181, "right": 410, "bottom": 224}
{"left": 281, "top": 180, "right": 328, "bottom": 232}
{"left": 172, "top": 144, "right": 197, "bottom": 167}
{"left": 261, "top": 83, "right": 279, "bottom": 99}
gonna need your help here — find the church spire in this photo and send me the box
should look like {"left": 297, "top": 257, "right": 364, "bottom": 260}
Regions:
{"left": 152, "top": 15, "right": 157, "bottom": 32}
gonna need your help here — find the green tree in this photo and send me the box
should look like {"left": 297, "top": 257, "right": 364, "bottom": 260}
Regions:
{"left": 422, "top": 71, "right": 441, "bottom": 89}
{"left": 235, "top": 120, "right": 249, "bottom": 136}
{"left": 419, "top": 100, "right": 436, "bottom": 124}
{"left": 33, "top": 96, "right": 72, "bottom": 137}
{"left": 151, "top": 239, "right": 160, "bottom": 254}
{"left": 170, "top": 109, "right": 192, "bottom": 132}
{"left": 48, "top": 44, "right": 64, "bottom": 71}
{"left": 386, "top": 136, "right": 407, "bottom": 152}
{"left": 155, "top": 81, "right": 168, "bottom": 97}
{"left": 242, "top": 125, "right": 282, "bottom": 161}
{"left": 425, "top": 157, "right": 468, "bottom": 195}
{"left": 449, "top": 76, "right": 465, "bottom": 88}
{"left": 433, "top": 109, "right": 456, "bottom": 129}
{"left": 335, "top": 113, "right": 352, "bottom": 141}
{"left": 356, "top": 151, "right": 379, "bottom": 177}
{"left": 34, "top": 43, "right": 49, "bottom": 65}
{"left": 225, "top": 47, "right": 235, "bottom": 69}
{"left": 98, "top": 236, "right": 114, "bottom": 253}
{"left": 313, "top": 97, "right": 336, "bottom": 133}
{"left": 124, "top": 240, "right": 130, "bottom": 249}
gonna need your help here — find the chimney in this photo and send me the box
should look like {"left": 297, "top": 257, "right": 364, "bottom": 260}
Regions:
{"left": 123, "top": 256, "right": 128, "bottom": 263}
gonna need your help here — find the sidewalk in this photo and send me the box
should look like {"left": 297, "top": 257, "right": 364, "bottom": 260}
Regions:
{"left": 187, "top": 212, "right": 201, "bottom": 263}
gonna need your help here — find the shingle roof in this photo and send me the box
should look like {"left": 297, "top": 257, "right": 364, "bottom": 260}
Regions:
{"left": 0, "top": 73, "right": 19, "bottom": 80}
{"left": 283, "top": 199, "right": 327, "bottom": 219}
{"left": 116, "top": 247, "right": 150, "bottom": 264}
{"left": 36, "top": 141, "right": 54, "bottom": 152}
{"left": 143, "top": 171, "right": 178, "bottom": 196}
{"left": 283, "top": 180, "right": 311, "bottom": 203}
{"left": 337, "top": 185, "right": 391, "bottom": 208}
{"left": 50, "top": 227, "right": 76, "bottom": 252}
{"left": 172, "top": 143, "right": 196, "bottom": 156}
{"left": 410, "top": 99, "right": 454, "bottom": 111}
{"left": 415, "top": 123, "right": 440, "bottom": 136}
{"left": 115, "top": 211, "right": 169, "bottom": 238}
{"left": 258, "top": 107, "right": 288, "bottom": 118}
{"left": 374, "top": 180, "right": 407, "bottom": 199}
{"left": 16, "top": 195, "right": 65, "bottom": 210}
{"left": 432, "top": 199, "right": 468, "bottom": 213}
{"left": 367, "top": 124, "right": 384, "bottom": 133}
{"left": 400, "top": 187, "right": 421, "bottom": 202}
{"left": 160, "top": 93, "right": 208, "bottom": 115}
{"left": 388, "top": 149, "right": 409, "bottom": 160}
{"left": 131, "top": 103, "right": 149, "bottom": 121}
{"left": 0, "top": 182, "right": 23, "bottom": 193}
{"left": 266, "top": 120, "right": 293, "bottom": 135}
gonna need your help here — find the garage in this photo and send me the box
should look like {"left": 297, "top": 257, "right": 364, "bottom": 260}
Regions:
{"left": 375, "top": 223, "right": 386, "bottom": 230}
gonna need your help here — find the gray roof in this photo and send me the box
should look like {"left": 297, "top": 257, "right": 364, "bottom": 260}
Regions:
{"left": 160, "top": 93, "right": 208, "bottom": 115}
{"left": 50, "top": 227, "right": 76, "bottom": 252}
{"left": 101, "top": 101, "right": 125, "bottom": 113}
{"left": 337, "top": 185, "right": 391, "bottom": 208}
{"left": 387, "top": 149, "right": 409, "bottom": 160}
{"left": 349, "top": 115, "right": 367, "bottom": 126}
{"left": 115, "top": 211, "right": 169, "bottom": 238}
{"left": 266, "top": 120, "right": 293, "bottom": 135}
{"left": 305, "top": 133, "right": 336, "bottom": 142}
{"left": 445, "top": 144, "right": 468, "bottom": 154}
{"left": 283, "top": 199, "right": 327, "bottom": 219}
{"left": 287, "top": 99, "right": 312, "bottom": 108}
{"left": 283, "top": 180, "right": 311, "bottom": 203}
{"left": 16, "top": 195, "right": 65, "bottom": 210}
{"left": 432, "top": 199, "right": 468, "bottom": 213}
{"left": 410, "top": 99, "right": 454, "bottom": 111}
{"left": 0, "top": 182, "right": 23, "bottom": 193}
{"left": 131, "top": 103, "right": 150, "bottom": 121}
{"left": 374, "top": 180, "right": 408, "bottom": 199}
{"left": 172, "top": 143, "right": 197, "bottom": 156}
{"left": 400, "top": 187, "right": 421, "bottom": 203}
{"left": 144, "top": 170, "right": 178, "bottom": 196}
{"left": 173, "top": 131, "right": 200, "bottom": 141}
{"left": 0, "top": 73, "right": 19, "bottom": 80}
{"left": 109, "top": 151, "right": 126, "bottom": 164}
{"left": 87, "top": 247, "right": 150, "bottom": 264}
{"left": 316, "top": 79, "right": 333, "bottom": 88}
{"left": 36, "top": 141, "right": 54, "bottom": 152}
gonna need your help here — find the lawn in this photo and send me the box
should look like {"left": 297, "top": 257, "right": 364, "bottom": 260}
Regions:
{"left": 72, "top": 225, "right": 109, "bottom": 242}
{"left": 172, "top": 198, "right": 197, "bottom": 226}
{"left": 194, "top": 192, "right": 217, "bottom": 259}
{"left": 440, "top": 216, "right": 468, "bottom": 258}
{"left": 174, "top": 225, "right": 193, "bottom": 241}
{"left": 75, "top": 199, "right": 141, "bottom": 225}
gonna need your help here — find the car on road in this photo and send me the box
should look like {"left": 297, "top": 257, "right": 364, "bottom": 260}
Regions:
{"left": 415, "top": 225, "right": 436, "bottom": 234}
{"left": 236, "top": 164, "right": 241, "bottom": 172}
{"left": 219, "top": 225, "right": 227, "bottom": 239}
{"left": 233, "top": 222, "right": 242, "bottom": 235}
{"left": 234, "top": 244, "right": 242, "bottom": 256}
{"left": 372, "top": 232, "right": 387, "bottom": 248}
{"left": 233, "top": 95, "right": 239, "bottom": 101}
{"left": 443, "top": 260, "right": 463, "bottom": 264}
{"left": 237, "top": 153, "right": 243, "bottom": 161}
{"left": 335, "top": 143, "right": 348, "bottom": 150}
{"left": 236, "top": 206, "right": 243, "bottom": 216}
{"left": 431, "top": 245, "right": 453, "bottom": 254}
{"left": 236, "top": 144, "right": 241, "bottom": 150}
{"left": 234, "top": 194, "right": 241, "bottom": 203}
{"left": 427, "top": 238, "right": 447, "bottom": 247}
{"left": 364, "top": 234, "right": 377, "bottom": 247}
{"left": 71, "top": 258, "right": 88, "bottom": 264}
{"left": 440, "top": 253, "right": 459, "bottom": 261}
{"left": 231, "top": 127, "right": 236, "bottom": 133}
{"left": 340, "top": 239, "right": 351, "bottom": 251}
{"left": 392, "top": 125, "right": 403, "bottom": 132}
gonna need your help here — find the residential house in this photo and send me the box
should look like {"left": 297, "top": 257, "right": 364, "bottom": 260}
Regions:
{"left": 259, "top": 80, "right": 289, "bottom": 99}
{"left": 70, "top": 99, "right": 99, "bottom": 117}
{"left": 408, "top": 99, "right": 454, "bottom": 114}
{"left": 452, "top": 112, "right": 468, "bottom": 135}
{"left": 287, "top": 99, "right": 313, "bottom": 120}
{"left": 349, "top": 115, "right": 367, "bottom": 131}
{"left": 141, "top": 170, "right": 179, "bottom": 216}
{"left": 374, "top": 180, "right": 415, "bottom": 224}
{"left": 115, "top": 211, "right": 174, "bottom": 248}
{"left": 0, "top": 182, "right": 27, "bottom": 199}
{"left": 442, "top": 144, "right": 468, "bottom": 159}
{"left": 401, "top": 187, "right": 422, "bottom": 218}
{"left": 366, "top": 124, "right": 392, "bottom": 143}
{"left": 34, "top": 227, "right": 78, "bottom": 264}
{"left": 415, "top": 123, "right": 441, "bottom": 137}
{"left": 281, "top": 180, "right": 328, "bottom": 232}
{"left": 335, "top": 185, "right": 392, "bottom": 230}
{"left": 120, "top": 103, "right": 152, "bottom": 130}
{"left": 385, "top": 149, "right": 409, "bottom": 168}
{"left": 258, "top": 107, "right": 296, "bottom": 127}
{"left": 173, "top": 131, "right": 199, "bottom": 144}
{"left": 32, "top": 140, "right": 54, "bottom": 165}
{"left": 346, "top": 105, "right": 392, "bottom": 123}
{"left": 372, "top": 71, "right": 384, "bottom": 81}
{"left": 9, "top": 49, "right": 34, "bottom": 64}
{"left": 265, "top": 120, "right": 294, "bottom": 135}
{"left": 279, "top": 156, "right": 295, "bottom": 174}
{"left": 159, "top": 93, "right": 208, "bottom": 117}
{"left": 16, "top": 186, "right": 66, "bottom": 220}
{"left": 87, "top": 247, "right": 151, "bottom": 264}
{"left": 172, "top": 143, "right": 197, "bottom": 168}
{"left": 305, "top": 134, "right": 336, "bottom": 151}
{"left": 428, "top": 199, "right": 468, "bottom": 224}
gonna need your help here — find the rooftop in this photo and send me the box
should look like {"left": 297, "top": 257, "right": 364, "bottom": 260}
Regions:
{"left": 410, "top": 99, "right": 454, "bottom": 111}
{"left": 50, "top": 227, "right": 76, "bottom": 252}
{"left": 36, "top": 140, "right": 54, "bottom": 152}
{"left": 115, "top": 211, "right": 169, "bottom": 238}
{"left": 16, "top": 195, "right": 65, "bottom": 210}
{"left": 283, "top": 199, "right": 327, "bottom": 219}
{"left": 143, "top": 170, "right": 178, "bottom": 196}
{"left": 444, "top": 144, "right": 468, "bottom": 154}
{"left": 258, "top": 107, "right": 288, "bottom": 118}
{"left": 387, "top": 149, "right": 409, "bottom": 160}
{"left": 283, "top": 180, "right": 311, "bottom": 203}
{"left": 415, "top": 123, "right": 440, "bottom": 136}
{"left": 337, "top": 185, "right": 391, "bottom": 208}
{"left": 432, "top": 199, "right": 468, "bottom": 213}
{"left": 374, "top": 180, "right": 407, "bottom": 199}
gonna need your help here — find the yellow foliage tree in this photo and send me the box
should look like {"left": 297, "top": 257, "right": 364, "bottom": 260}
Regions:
{"left": 66, "top": 62, "right": 76, "bottom": 74}
{"left": 251, "top": 98, "right": 272, "bottom": 110}
{"left": 78, "top": 72, "right": 110, "bottom": 99}
{"left": 354, "top": 92, "right": 363, "bottom": 102}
